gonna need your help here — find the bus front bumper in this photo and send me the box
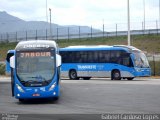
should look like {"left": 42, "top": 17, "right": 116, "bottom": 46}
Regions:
{"left": 14, "top": 86, "right": 60, "bottom": 99}
{"left": 134, "top": 68, "right": 151, "bottom": 77}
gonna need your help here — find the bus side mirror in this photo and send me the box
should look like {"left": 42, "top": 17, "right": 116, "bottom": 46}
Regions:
{"left": 6, "top": 51, "right": 14, "bottom": 73}
{"left": 10, "top": 56, "right": 15, "bottom": 68}
{"left": 56, "top": 54, "right": 61, "bottom": 67}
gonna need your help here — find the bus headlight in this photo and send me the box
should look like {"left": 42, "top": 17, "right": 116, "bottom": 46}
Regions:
{"left": 16, "top": 84, "right": 24, "bottom": 92}
{"left": 49, "top": 82, "right": 56, "bottom": 91}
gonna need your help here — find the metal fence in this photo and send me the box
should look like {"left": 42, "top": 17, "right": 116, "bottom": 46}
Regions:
{"left": 0, "top": 21, "right": 160, "bottom": 42}
{"left": 147, "top": 55, "right": 160, "bottom": 76}
{"left": 0, "top": 28, "right": 160, "bottom": 43}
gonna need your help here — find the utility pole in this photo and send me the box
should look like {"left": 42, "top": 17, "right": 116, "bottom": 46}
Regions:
{"left": 143, "top": 0, "right": 145, "bottom": 30}
{"left": 49, "top": 8, "right": 52, "bottom": 39}
{"left": 159, "top": 0, "right": 160, "bottom": 28}
{"left": 127, "top": 0, "right": 131, "bottom": 46}
{"left": 46, "top": 0, "right": 48, "bottom": 22}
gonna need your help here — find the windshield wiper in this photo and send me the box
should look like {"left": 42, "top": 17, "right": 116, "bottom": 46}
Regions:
{"left": 27, "top": 76, "right": 49, "bottom": 84}
{"left": 27, "top": 76, "right": 40, "bottom": 79}
{"left": 21, "top": 80, "right": 36, "bottom": 83}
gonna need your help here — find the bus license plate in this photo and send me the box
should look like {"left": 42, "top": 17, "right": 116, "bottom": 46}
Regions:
{"left": 32, "top": 93, "right": 40, "bottom": 97}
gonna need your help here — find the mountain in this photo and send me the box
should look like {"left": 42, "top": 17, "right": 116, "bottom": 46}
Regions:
{"left": 0, "top": 11, "right": 59, "bottom": 33}
{"left": 0, "top": 11, "right": 101, "bottom": 37}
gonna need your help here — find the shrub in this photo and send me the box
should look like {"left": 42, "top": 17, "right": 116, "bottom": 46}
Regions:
{"left": 0, "top": 64, "right": 5, "bottom": 75}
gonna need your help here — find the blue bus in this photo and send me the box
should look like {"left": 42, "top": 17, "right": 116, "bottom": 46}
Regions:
{"left": 60, "top": 45, "right": 151, "bottom": 80}
{"left": 6, "top": 40, "right": 61, "bottom": 101}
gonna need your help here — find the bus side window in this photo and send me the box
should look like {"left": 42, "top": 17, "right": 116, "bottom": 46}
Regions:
{"left": 110, "top": 50, "right": 121, "bottom": 64}
{"left": 121, "top": 53, "right": 133, "bottom": 67}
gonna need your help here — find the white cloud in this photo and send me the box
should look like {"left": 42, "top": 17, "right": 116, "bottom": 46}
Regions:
{"left": 50, "top": 3, "right": 88, "bottom": 25}
{"left": 0, "top": 0, "right": 159, "bottom": 27}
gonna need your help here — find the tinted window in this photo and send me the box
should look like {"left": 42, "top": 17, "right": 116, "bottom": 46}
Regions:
{"left": 60, "top": 51, "right": 103, "bottom": 63}
{"left": 60, "top": 50, "right": 133, "bottom": 67}
{"left": 98, "top": 51, "right": 110, "bottom": 63}
{"left": 110, "top": 50, "right": 125, "bottom": 64}
{"left": 121, "top": 53, "right": 133, "bottom": 67}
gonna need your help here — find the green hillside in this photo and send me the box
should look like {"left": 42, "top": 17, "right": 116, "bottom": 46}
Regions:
{"left": 0, "top": 42, "right": 17, "bottom": 61}
{"left": 0, "top": 34, "right": 160, "bottom": 61}
{"left": 58, "top": 35, "right": 160, "bottom": 53}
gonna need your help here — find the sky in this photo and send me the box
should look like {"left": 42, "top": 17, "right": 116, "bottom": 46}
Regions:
{"left": 0, "top": 0, "right": 159, "bottom": 29}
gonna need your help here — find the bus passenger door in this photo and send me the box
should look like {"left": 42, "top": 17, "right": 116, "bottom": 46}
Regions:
{"left": 6, "top": 51, "right": 15, "bottom": 96}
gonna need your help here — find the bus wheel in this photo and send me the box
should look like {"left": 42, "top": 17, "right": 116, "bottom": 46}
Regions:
{"left": 54, "top": 97, "right": 59, "bottom": 100}
{"left": 112, "top": 70, "right": 121, "bottom": 80}
{"left": 127, "top": 77, "right": 134, "bottom": 80}
{"left": 69, "top": 70, "right": 79, "bottom": 80}
{"left": 83, "top": 77, "right": 91, "bottom": 80}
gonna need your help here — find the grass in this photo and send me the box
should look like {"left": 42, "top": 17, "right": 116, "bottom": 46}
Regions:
{"left": 131, "top": 35, "right": 160, "bottom": 54}
{"left": 0, "top": 64, "right": 5, "bottom": 75}
{"left": 0, "top": 42, "right": 17, "bottom": 61}
{"left": 57, "top": 34, "right": 160, "bottom": 54}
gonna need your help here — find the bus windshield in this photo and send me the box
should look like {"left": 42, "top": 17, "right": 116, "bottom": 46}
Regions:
{"left": 16, "top": 50, "right": 55, "bottom": 86}
{"left": 133, "top": 51, "right": 149, "bottom": 68}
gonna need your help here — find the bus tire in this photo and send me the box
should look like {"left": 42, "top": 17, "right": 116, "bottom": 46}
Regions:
{"left": 83, "top": 77, "right": 91, "bottom": 80}
{"left": 54, "top": 96, "right": 59, "bottom": 100}
{"left": 127, "top": 77, "right": 134, "bottom": 80}
{"left": 19, "top": 99, "right": 24, "bottom": 102}
{"left": 69, "top": 70, "right": 79, "bottom": 80}
{"left": 112, "top": 70, "right": 121, "bottom": 80}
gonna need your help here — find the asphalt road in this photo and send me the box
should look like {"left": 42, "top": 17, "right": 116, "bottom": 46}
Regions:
{"left": 0, "top": 78, "right": 160, "bottom": 119}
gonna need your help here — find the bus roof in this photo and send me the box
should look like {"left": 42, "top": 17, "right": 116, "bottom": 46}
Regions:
{"left": 60, "top": 45, "right": 141, "bottom": 52}
{"left": 15, "top": 40, "right": 58, "bottom": 51}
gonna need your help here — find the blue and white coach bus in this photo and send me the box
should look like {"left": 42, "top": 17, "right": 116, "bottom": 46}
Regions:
{"left": 60, "top": 45, "right": 151, "bottom": 80}
{"left": 6, "top": 40, "right": 61, "bottom": 101}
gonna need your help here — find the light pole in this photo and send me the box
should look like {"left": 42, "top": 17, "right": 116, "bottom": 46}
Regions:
{"left": 49, "top": 8, "right": 52, "bottom": 39}
{"left": 143, "top": 0, "right": 145, "bottom": 30}
{"left": 159, "top": 0, "right": 160, "bottom": 28}
{"left": 46, "top": 0, "right": 48, "bottom": 22}
{"left": 127, "top": 0, "right": 131, "bottom": 46}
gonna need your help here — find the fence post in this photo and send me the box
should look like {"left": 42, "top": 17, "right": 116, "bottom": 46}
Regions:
{"left": 156, "top": 20, "right": 158, "bottom": 35}
{"left": 16, "top": 32, "right": 17, "bottom": 42}
{"left": 26, "top": 31, "right": 27, "bottom": 40}
{"left": 46, "top": 29, "right": 47, "bottom": 40}
{"left": 103, "top": 23, "right": 104, "bottom": 39}
{"left": 153, "top": 55, "right": 156, "bottom": 76}
{"left": 57, "top": 28, "right": 58, "bottom": 41}
{"left": 116, "top": 24, "right": 117, "bottom": 37}
{"left": 91, "top": 26, "right": 92, "bottom": 39}
{"left": 35, "top": 30, "right": 37, "bottom": 40}
{"left": 6, "top": 32, "right": 9, "bottom": 42}
{"left": 79, "top": 26, "right": 81, "bottom": 40}
{"left": 68, "top": 27, "right": 70, "bottom": 41}
{"left": 142, "top": 22, "right": 144, "bottom": 35}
